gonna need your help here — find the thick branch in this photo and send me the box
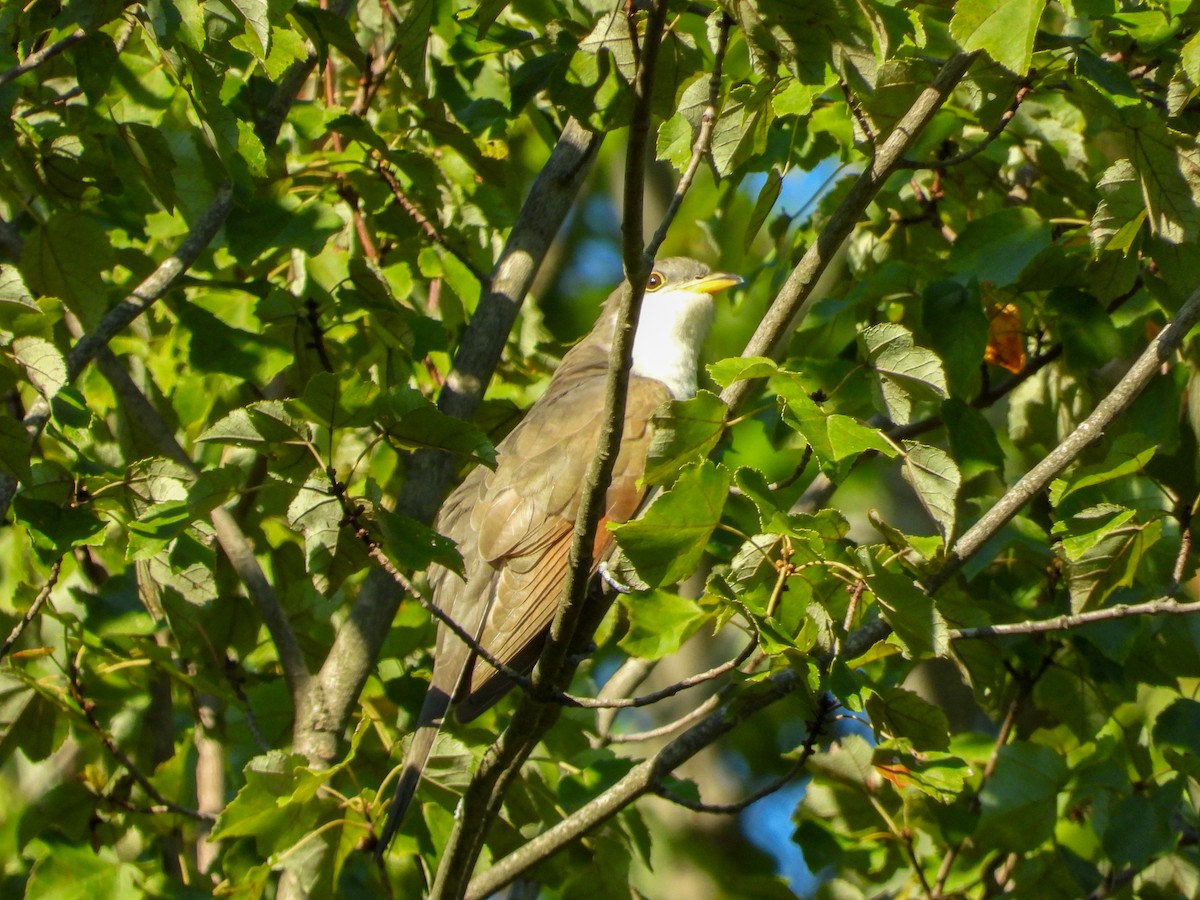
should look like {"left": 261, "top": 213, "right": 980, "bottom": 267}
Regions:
{"left": 719, "top": 51, "right": 978, "bottom": 415}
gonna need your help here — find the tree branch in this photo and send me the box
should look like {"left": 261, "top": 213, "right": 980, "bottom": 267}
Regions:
{"left": 719, "top": 51, "right": 979, "bottom": 416}
{"left": 651, "top": 693, "right": 834, "bottom": 814}
{"left": 465, "top": 660, "right": 805, "bottom": 899}
{"left": 0, "top": 28, "right": 86, "bottom": 88}
{"left": 949, "top": 595, "right": 1200, "bottom": 640}
{"left": 0, "top": 557, "right": 62, "bottom": 662}
{"left": 897, "top": 80, "right": 1032, "bottom": 171}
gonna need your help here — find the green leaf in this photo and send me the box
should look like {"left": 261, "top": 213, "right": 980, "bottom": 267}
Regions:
{"left": 12, "top": 498, "right": 107, "bottom": 559}
{"left": 947, "top": 207, "right": 1053, "bottom": 287}
{"left": 1101, "top": 786, "right": 1180, "bottom": 870}
{"left": 707, "top": 356, "right": 778, "bottom": 388}
{"left": 950, "top": 0, "right": 1048, "bottom": 74}
{"left": 19, "top": 212, "right": 114, "bottom": 326}
{"left": 920, "top": 280, "right": 989, "bottom": 398}
{"left": 198, "top": 401, "right": 311, "bottom": 447}
{"left": 11, "top": 336, "right": 66, "bottom": 399}
{"left": 375, "top": 506, "right": 463, "bottom": 575}
{"left": 127, "top": 500, "right": 195, "bottom": 562}
{"left": 858, "top": 323, "right": 948, "bottom": 426}
{"left": 293, "top": 5, "right": 367, "bottom": 69}
{"left": 1056, "top": 504, "right": 1165, "bottom": 613}
{"left": 656, "top": 113, "right": 693, "bottom": 172}
{"left": 873, "top": 748, "right": 970, "bottom": 802}
{"left": 1049, "top": 434, "right": 1157, "bottom": 515}
{"left": 227, "top": 0, "right": 271, "bottom": 57}
{"left": 942, "top": 399, "right": 1005, "bottom": 481}
{"left": 745, "top": 168, "right": 782, "bottom": 251}
{"left": 643, "top": 391, "right": 727, "bottom": 485}
{"left": 976, "top": 741, "right": 1069, "bottom": 853}
{"left": 776, "top": 384, "right": 896, "bottom": 467}
{"left": 710, "top": 82, "right": 772, "bottom": 176}
{"left": 1092, "top": 159, "right": 1147, "bottom": 254}
{"left": 901, "top": 441, "right": 960, "bottom": 543}
{"left": 1046, "top": 287, "right": 1125, "bottom": 371}
{"left": 1153, "top": 698, "right": 1200, "bottom": 756}
{"left": 1125, "top": 112, "right": 1200, "bottom": 243}
{"left": 377, "top": 388, "right": 495, "bottom": 465}
{"left": 0, "top": 415, "right": 31, "bottom": 482}
{"left": 612, "top": 461, "right": 730, "bottom": 588}
{"left": 210, "top": 751, "right": 321, "bottom": 851}
{"left": 25, "top": 844, "right": 143, "bottom": 900}
{"left": 293, "top": 371, "right": 379, "bottom": 432}
{"left": 287, "top": 478, "right": 348, "bottom": 590}
{"left": 0, "top": 680, "right": 64, "bottom": 763}
{"left": 114, "top": 121, "right": 177, "bottom": 212}
{"left": 859, "top": 551, "right": 949, "bottom": 659}
{"left": 617, "top": 589, "right": 710, "bottom": 659}
{"left": 0, "top": 264, "right": 39, "bottom": 311}
{"left": 866, "top": 686, "right": 951, "bottom": 751}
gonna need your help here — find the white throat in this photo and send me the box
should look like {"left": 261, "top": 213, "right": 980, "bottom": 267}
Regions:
{"left": 630, "top": 289, "right": 715, "bottom": 400}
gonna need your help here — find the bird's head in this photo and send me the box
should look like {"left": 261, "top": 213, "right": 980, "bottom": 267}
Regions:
{"left": 630, "top": 257, "right": 742, "bottom": 398}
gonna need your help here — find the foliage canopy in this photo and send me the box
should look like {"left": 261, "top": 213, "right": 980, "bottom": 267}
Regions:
{"left": 2, "top": 1, "right": 1200, "bottom": 898}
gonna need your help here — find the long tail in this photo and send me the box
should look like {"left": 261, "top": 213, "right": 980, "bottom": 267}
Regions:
{"left": 375, "top": 684, "right": 452, "bottom": 859}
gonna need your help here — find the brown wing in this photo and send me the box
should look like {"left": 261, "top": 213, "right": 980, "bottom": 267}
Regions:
{"left": 431, "top": 342, "right": 669, "bottom": 721}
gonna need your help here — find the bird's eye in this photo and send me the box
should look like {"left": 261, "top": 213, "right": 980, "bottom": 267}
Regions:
{"left": 646, "top": 271, "right": 665, "bottom": 291}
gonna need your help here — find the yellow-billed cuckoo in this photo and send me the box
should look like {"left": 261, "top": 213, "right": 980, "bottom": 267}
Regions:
{"left": 378, "top": 258, "right": 741, "bottom": 851}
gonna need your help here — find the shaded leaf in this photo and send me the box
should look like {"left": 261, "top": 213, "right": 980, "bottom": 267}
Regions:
{"left": 976, "top": 741, "right": 1069, "bottom": 852}
{"left": 199, "top": 401, "right": 311, "bottom": 447}
{"left": 901, "top": 441, "right": 961, "bottom": 543}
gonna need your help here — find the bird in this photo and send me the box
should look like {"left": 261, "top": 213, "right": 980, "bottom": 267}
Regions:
{"left": 377, "top": 257, "right": 741, "bottom": 854}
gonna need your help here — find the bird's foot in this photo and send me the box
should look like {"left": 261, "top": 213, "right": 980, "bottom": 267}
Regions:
{"left": 598, "top": 561, "right": 632, "bottom": 594}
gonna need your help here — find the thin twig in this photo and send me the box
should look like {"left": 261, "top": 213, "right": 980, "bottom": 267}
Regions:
{"left": 374, "top": 158, "right": 488, "bottom": 284}
{"left": 898, "top": 81, "right": 1032, "bottom": 171}
{"left": 68, "top": 640, "right": 214, "bottom": 822}
{"left": 569, "top": 628, "right": 757, "bottom": 709}
{"left": 606, "top": 693, "right": 722, "bottom": 744}
{"left": 652, "top": 693, "right": 834, "bottom": 814}
{"left": 430, "top": 6, "right": 673, "bottom": 895}
{"left": 950, "top": 595, "right": 1200, "bottom": 640}
{"left": 0, "top": 558, "right": 62, "bottom": 662}
{"left": 0, "top": 28, "right": 86, "bottom": 87}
